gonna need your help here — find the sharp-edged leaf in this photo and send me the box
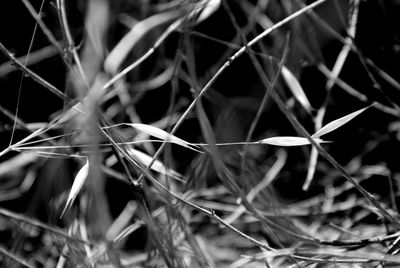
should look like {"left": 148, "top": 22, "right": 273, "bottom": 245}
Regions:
{"left": 128, "top": 148, "right": 182, "bottom": 180}
{"left": 281, "top": 65, "right": 312, "bottom": 113}
{"left": 257, "top": 136, "right": 328, "bottom": 147}
{"left": 196, "top": 0, "right": 221, "bottom": 24}
{"left": 60, "top": 158, "right": 89, "bottom": 217}
{"left": 311, "top": 104, "right": 374, "bottom": 138}
{"left": 127, "top": 123, "right": 201, "bottom": 152}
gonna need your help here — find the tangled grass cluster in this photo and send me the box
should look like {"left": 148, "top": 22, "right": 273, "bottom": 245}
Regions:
{"left": 1, "top": 0, "right": 400, "bottom": 267}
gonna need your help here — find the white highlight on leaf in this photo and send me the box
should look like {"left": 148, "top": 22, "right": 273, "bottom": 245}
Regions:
{"left": 257, "top": 136, "right": 327, "bottom": 147}
{"left": 128, "top": 148, "right": 182, "bottom": 180}
{"left": 281, "top": 65, "right": 312, "bottom": 113}
{"left": 60, "top": 158, "right": 89, "bottom": 217}
{"left": 303, "top": 147, "right": 319, "bottom": 191}
{"left": 197, "top": 0, "right": 221, "bottom": 24}
{"left": 303, "top": 103, "right": 372, "bottom": 190}
{"left": 127, "top": 123, "right": 201, "bottom": 152}
{"left": 312, "top": 105, "right": 373, "bottom": 138}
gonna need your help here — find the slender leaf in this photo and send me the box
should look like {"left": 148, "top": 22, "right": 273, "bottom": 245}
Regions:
{"left": 128, "top": 148, "right": 182, "bottom": 180}
{"left": 127, "top": 123, "right": 201, "bottom": 152}
{"left": 303, "top": 147, "right": 319, "bottom": 190}
{"left": 257, "top": 136, "right": 328, "bottom": 147}
{"left": 311, "top": 104, "right": 374, "bottom": 138}
{"left": 281, "top": 65, "right": 312, "bottom": 113}
{"left": 60, "top": 158, "right": 89, "bottom": 217}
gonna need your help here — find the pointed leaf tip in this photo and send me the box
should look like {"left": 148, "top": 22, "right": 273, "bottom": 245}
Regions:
{"left": 60, "top": 158, "right": 89, "bottom": 218}
{"left": 312, "top": 104, "right": 374, "bottom": 138}
{"left": 281, "top": 66, "right": 313, "bottom": 113}
{"left": 127, "top": 123, "right": 202, "bottom": 153}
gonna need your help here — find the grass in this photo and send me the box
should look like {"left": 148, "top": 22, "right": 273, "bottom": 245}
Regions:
{"left": 1, "top": 0, "right": 400, "bottom": 267}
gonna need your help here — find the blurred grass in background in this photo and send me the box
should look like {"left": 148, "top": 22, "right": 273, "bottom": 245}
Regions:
{"left": 1, "top": 0, "right": 400, "bottom": 267}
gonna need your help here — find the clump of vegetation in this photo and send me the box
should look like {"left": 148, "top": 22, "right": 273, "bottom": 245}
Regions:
{"left": 1, "top": 0, "right": 400, "bottom": 267}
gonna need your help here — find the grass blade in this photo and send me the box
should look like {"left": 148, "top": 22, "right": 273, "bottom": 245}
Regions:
{"left": 126, "top": 123, "right": 201, "bottom": 152}
{"left": 303, "top": 146, "right": 319, "bottom": 190}
{"left": 257, "top": 136, "right": 328, "bottom": 146}
{"left": 281, "top": 65, "right": 313, "bottom": 113}
{"left": 128, "top": 148, "right": 182, "bottom": 180}
{"left": 196, "top": 0, "right": 221, "bottom": 23}
{"left": 60, "top": 158, "right": 89, "bottom": 218}
{"left": 311, "top": 104, "right": 374, "bottom": 138}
